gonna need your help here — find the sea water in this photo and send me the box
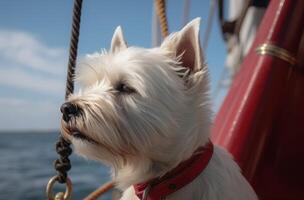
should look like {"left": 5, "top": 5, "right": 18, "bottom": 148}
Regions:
{"left": 0, "top": 132, "right": 112, "bottom": 200}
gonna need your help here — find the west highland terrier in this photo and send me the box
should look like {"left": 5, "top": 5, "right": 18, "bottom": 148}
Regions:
{"left": 60, "top": 18, "right": 258, "bottom": 200}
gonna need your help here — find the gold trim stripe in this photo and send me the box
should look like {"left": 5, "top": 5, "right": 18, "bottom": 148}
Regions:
{"left": 255, "top": 43, "right": 297, "bottom": 65}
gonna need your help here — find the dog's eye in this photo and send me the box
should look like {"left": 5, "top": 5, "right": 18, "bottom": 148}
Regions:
{"left": 115, "top": 83, "right": 136, "bottom": 94}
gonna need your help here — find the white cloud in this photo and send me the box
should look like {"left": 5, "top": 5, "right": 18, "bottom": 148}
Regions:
{"left": 0, "top": 67, "right": 65, "bottom": 96}
{"left": 0, "top": 30, "right": 67, "bottom": 96}
{"left": 0, "top": 30, "right": 67, "bottom": 76}
{"left": 0, "top": 30, "right": 69, "bottom": 130}
{"left": 0, "top": 30, "right": 67, "bottom": 95}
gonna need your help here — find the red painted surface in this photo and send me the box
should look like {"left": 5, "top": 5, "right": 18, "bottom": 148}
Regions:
{"left": 211, "top": 0, "right": 304, "bottom": 199}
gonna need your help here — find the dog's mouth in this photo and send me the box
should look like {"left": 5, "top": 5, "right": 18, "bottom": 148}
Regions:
{"left": 70, "top": 129, "right": 98, "bottom": 144}
{"left": 71, "top": 130, "right": 88, "bottom": 140}
{"left": 62, "top": 123, "right": 98, "bottom": 144}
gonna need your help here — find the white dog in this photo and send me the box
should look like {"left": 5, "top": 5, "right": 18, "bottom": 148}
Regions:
{"left": 60, "top": 18, "right": 258, "bottom": 200}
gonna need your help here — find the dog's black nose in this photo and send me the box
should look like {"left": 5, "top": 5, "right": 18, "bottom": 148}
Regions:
{"left": 60, "top": 102, "right": 79, "bottom": 122}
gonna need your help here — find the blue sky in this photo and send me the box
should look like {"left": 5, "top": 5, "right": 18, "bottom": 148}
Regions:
{"left": 0, "top": 0, "right": 227, "bottom": 131}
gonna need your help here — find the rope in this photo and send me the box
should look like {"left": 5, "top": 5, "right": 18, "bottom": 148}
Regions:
{"left": 155, "top": 0, "right": 169, "bottom": 38}
{"left": 202, "top": 0, "right": 218, "bottom": 49}
{"left": 65, "top": 0, "right": 83, "bottom": 99}
{"left": 182, "top": 0, "right": 190, "bottom": 27}
{"left": 84, "top": 181, "right": 115, "bottom": 200}
{"left": 54, "top": 137, "right": 73, "bottom": 183}
{"left": 54, "top": 0, "right": 83, "bottom": 184}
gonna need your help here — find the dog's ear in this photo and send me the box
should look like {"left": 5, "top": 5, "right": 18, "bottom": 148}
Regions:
{"left": 110, "top": 26, "right": 127, "bottom": 53}
{"left": 161, "top": 18, "right": 204, "bottom": 73}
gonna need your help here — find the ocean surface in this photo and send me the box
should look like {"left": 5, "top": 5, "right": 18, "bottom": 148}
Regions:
{"left": 0, "top": 132, "right": 113, "bottom": 200}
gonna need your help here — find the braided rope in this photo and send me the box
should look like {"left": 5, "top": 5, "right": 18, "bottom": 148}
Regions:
{"left": 54, "top": 0, "right": 83, "bottom": 184}
{"left": 155, "top": 0, "right": 169, "bottom": 38}
{"left": 54, "top": 136, "right": 73, "bottom": 183}
{"left": 65, "top": 0, "right": 83, "bottom": 99}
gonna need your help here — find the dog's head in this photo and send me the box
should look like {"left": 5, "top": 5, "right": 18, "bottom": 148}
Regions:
{"left": 60, "top": 18, "right": 211, "bottom": 187}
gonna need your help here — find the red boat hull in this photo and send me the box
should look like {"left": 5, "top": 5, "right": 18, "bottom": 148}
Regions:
{"left": 211, "top": 0, "right": 304, "bottom": 199}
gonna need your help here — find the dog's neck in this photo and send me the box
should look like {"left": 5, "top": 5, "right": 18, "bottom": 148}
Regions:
{"left": 113, "top": 116, "right": 211, "bottom": 190}
{"left": 133, "top": 141, "right": 214, "bottom": 200}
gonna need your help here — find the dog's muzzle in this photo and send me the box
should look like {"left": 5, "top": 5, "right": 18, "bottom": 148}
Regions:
{"left": 60, "top": 102, "right": 80, "bottom": 122}
{"left": 60, "top": 102, "right": 99, "bottom": 144}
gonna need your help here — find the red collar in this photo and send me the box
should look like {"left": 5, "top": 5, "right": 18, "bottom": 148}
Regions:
{"left": 133, "top": 141, "right": 214, "bottom": 200}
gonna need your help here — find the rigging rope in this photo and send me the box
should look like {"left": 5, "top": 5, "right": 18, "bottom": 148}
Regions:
{"left": 47, "top": 0, "right": 83, "bottom": 199}
{"left": 202, "top": 0, "right": 218, "bottom": 49}
{"left": 155, "top": 0, "right": 169, "bottom": 38}
{"left": 65, "top": 0, "right": 83, "bottom": 99}
{"left": 84, "top": 181, "right": 115, "bottom": 200}
{"left": 55, "top": 0, "right": 83, "bottom": 184}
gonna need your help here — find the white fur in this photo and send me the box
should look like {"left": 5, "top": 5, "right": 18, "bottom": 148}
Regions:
{"left": 61, "top": 18, "right": 258, "bottom": 199}
{"left": 121, "top": 147, "right": 257, "bottom": 200}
